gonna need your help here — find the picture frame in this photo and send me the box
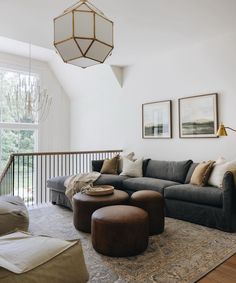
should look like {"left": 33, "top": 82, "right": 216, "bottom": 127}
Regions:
{"left": 178, "top": 93, "right": 218, "bottom": 138}
{"left": 142, "top": 100, "right": 172, "bottom": 139}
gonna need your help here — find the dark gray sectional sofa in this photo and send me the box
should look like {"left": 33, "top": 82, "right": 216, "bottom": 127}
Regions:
{"left": 47, "top": 159, "right": 236, "bottom": 232}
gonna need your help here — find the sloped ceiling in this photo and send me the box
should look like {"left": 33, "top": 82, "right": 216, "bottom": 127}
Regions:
{"left": 0, "top": 0, "right": 236, "bottom": 97}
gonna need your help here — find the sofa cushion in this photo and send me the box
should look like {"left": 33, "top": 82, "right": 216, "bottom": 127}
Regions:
{"left": 185, "top": 163, "right": 198, "bottom": 183}
{"left": 94, "top": 174, "right": 129, "bottom": 189}
{"left": 0, "top": 196, "right": 29, "bottom": 236}
{"left": 100, "top": 156, "right": 119, "bottom": 175}
{"left": 120, "top": 158, "right": 143, "bottom": 177}
{"left": 123, "top": 177, "right": 180, "bottom": 194}
{"left": 164, "top": 184, "right": 223, "bottom": 207}
{"left": 92, "top": 160, "right": 104, "bottom": 172}
{"left": 145, "top": 160, "right": 193, "bottom": 183}
{"left": 190, "top": 161, "right": 215, "bottom": 186}
{"left": 47, "top": 176, "right": 68, "bottom": 193}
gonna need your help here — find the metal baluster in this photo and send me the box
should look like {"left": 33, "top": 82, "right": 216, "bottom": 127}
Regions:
{"left": 53, "top": 155, "right": 55, "bottom": 177}
{"left": 22, "top": 156, "right": 25, "bottom": 203}
{"left": 36, "top": 155, "right": 39, "bottom": 205}
{"left": 45, "top": 155, "right": 47, "bottom": 204}
{"left": 41, "top": 155, "right": 43, "bottom": 204}
{"left": 72, "top": 154, "right": 74, "bottom": 175}
{"left": 82, "top": 154, "right": 84, "bottom": 173}
{"left": 68, "top": 154, "right": 70, "bottom": 175}
{"left": 64, "top": 154, "right": 67, "bottom": 175}
{"left": 61, "top": 155, "right": 63, "bottom": 176}
{"left": 32, "top": 155, "right": 34, "bottom": 206}
{"left": 76, "top": 154, "right": 78, "bottom": 173}
{"left": 17, "top": 156, "right": 20, "bottom": 198}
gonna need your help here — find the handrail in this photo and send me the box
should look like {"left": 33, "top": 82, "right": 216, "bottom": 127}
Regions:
{"left": 0, "top": 149, "right": 123, "bottom": 205}
{"left": 9, "top": 149, "right": 122, "bottom": 157}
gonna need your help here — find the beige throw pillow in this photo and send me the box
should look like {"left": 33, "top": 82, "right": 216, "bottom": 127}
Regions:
{"left": 120, "top": 157, "right": 143, "bottom": 177}
{"left": 208, "top": 158, "right": 236, "bottom": 188}
{"left": 100, "top": 155, "right": 119, "bottom": 175}
{"left": 190, "top": 161, "right": 215, "bottom": 186}
{"left": 118, "top": 152, "right": 135, "bottom": 173}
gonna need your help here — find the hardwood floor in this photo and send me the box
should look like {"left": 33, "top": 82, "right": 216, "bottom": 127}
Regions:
{"left": 198, "top": 253, "right": 236, "bottom": 283}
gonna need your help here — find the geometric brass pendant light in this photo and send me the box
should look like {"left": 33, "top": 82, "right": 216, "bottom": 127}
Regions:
{"left": 54, "top": 0, "right": 114, "bottom": 68}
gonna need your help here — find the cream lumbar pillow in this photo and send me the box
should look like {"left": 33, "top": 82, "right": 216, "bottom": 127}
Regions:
{"left": 118, "top": 152, "right": 135, "bottom": 173}
{"left": 120, "top": 157, "right": 143, "bottom": 177}
{"left": 208, "top": 157, "right": 236, "bottom": 188}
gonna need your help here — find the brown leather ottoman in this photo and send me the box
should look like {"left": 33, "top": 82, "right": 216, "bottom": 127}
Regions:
{"left": 91, "top": 205, "right": 149, "bottom": 257}
{"left": 130, "top": 190, "right": 164, "bottom": 235}
{"left": 73, "top": 189, "right": 129, "bottom": 233}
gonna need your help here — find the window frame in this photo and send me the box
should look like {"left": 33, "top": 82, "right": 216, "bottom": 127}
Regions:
{"left": 0, "top": 63, "right": 41, "bottom": 171}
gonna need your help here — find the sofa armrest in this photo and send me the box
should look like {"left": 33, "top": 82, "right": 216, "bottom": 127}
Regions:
{"left": 222, "top": 170, "right": 236, "bottom": 215}
{"left": 91, "top": 160, "right": 104, "bottom": 172}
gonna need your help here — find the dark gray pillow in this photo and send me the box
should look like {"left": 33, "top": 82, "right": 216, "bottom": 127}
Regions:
{"left": 92, "top": 160, "right": 104, "bottom": 172}
{"left": 145, "top": 160, "right": 193, "bottom": 183}
{"left": 143, "top": 159, "right": 151, "bottom": 176}
{"left": 185, "top": 163, "right": 199, "bottom": 184}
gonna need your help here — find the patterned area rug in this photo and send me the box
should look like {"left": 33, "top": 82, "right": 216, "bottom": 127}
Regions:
{"left": 29, "top": 205, "right": 236, "bottom": 283}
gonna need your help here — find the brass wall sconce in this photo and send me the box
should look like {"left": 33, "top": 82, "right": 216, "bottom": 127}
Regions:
{"left": 217, "top": 123, "right": 236, "bottom": 136}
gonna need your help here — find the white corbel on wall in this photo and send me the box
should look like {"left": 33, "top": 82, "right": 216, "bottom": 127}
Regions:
{"left": 110, "top": 65, "right": 124, "bottom": 88}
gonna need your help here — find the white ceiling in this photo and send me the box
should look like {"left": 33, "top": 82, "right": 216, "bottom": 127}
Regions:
{"left": 0, "top": 0, "right": 236, "bottom": 65}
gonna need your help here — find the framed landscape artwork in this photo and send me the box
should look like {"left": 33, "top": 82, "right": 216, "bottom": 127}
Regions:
{"left": 178, "top": 93, "right": 218, "bottom": 138}
{"left": 142, "top": 100, "right": 172, "bottom": 139}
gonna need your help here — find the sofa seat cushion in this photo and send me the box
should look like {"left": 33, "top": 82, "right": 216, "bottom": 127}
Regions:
{"left": 47, "top": 176, "right": 68, "bottom": 193}
{"left": 94, "top": 174, "right": 129, "bottom": 189}
{"left": 164, "top": 184, "right": 223, "bottom": 207}
{"left": 123, "top": 177, "right": 180, "bottom": 194}
{"left": 0, "top": 196, "right": 29, "bottom": 236}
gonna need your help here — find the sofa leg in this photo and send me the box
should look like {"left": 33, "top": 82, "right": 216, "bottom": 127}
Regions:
{"left": 52, "top": 201, "right": 57, "bottom": 205}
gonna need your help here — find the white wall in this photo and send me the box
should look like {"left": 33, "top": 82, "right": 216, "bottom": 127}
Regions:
{"left": 69, "top": 65, "right": 125, "bottom": 152}
{"left": 0, "top": 52, "right": 70, "bottom": 152}
{"left": 70, "top": 32, "right": 236, "bottom": 162}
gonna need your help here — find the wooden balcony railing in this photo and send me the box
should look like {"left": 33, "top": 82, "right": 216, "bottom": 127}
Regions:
{"left": 0, "top": 150, "right": 122, "bottom": 206}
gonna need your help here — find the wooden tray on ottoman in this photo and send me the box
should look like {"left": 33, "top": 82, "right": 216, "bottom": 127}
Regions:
{"left": 85, "top": 185, "right": 114, "bottom": 196}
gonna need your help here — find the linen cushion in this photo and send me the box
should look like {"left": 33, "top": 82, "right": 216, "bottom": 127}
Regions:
{"left": 100, "top": 155, "right": 119, "bottom": 175}
{"left": 145, "top": 160, "right": 193, "bottom": 183}
{"left": 123, "top": 177, "right": 180, "bottom": 194}
{"left": 190, "top": 161, "right": 215, "bottom": 186}
{"left": 118, "top": 152, "right": 135, "bottom": 173}
{"left": 0, "top": 196, "right": 29, "bottom": 236}
{"left": 0, "top": 232, "right": 89, "bottom": 283}
{"left": 164, "top": 184, "right": 223, "bottom": 207}
{"left": 120, "top": 157, "right": 143, "bottom": 177}
{"left": 208, "top": 158, "right": 236, "bottom": 188}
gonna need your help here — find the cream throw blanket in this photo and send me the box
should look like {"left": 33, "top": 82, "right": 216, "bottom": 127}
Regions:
{"left": 0, "top": 231, "right": 76, "bottom": 274}
{"left": 64, "top": 172, "right": 101, "bottom": 202}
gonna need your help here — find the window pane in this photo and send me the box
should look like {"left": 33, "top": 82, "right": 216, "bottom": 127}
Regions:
{"left": 0, "top": 129, "right": 36, "bottom": 173}
{"left": 0, "top": 69, "right": 39, "bottom": 123}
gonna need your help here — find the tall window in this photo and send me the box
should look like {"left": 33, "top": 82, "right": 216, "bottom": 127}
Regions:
{"left": 0, "top": 68, "right": 38, "bottom": 173}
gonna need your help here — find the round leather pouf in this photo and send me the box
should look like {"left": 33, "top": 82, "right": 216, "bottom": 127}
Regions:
{"left": 130, "top": 190, "right": 165, "bottom": 235}
{"left": 91, "top": 205, "right": 149, "bottom": 257}
{"left": 73, "top": 190, "right": 129, "bottom": 233}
